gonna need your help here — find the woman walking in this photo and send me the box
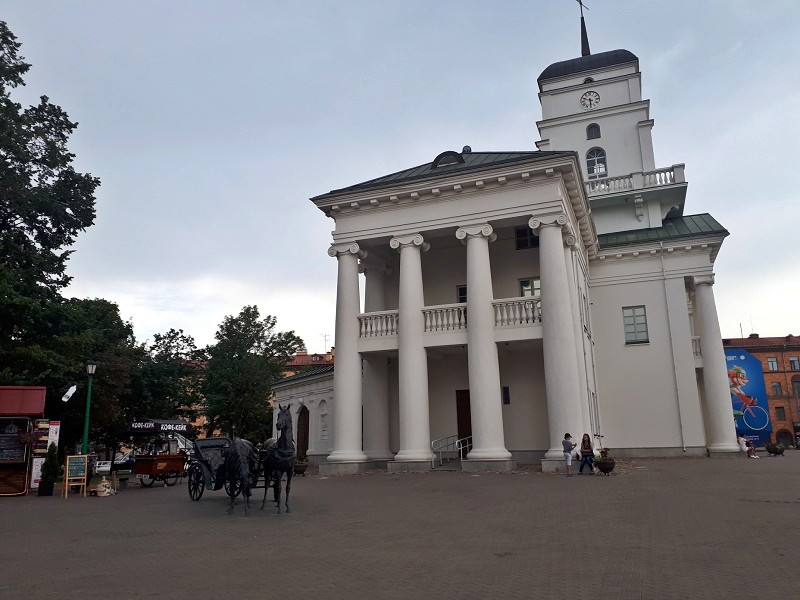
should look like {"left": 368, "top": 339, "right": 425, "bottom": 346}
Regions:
{"left": 579, "top": 433, "right": 595, "bottom": 474}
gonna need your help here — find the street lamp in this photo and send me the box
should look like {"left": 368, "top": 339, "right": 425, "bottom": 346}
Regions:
{"left": 81, "top": 360, "right": 98, "bottom": 455}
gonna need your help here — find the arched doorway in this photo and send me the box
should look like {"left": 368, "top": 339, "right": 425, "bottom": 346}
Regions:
{"left": 297, "top": 405, "right": 309, "bottom": 459}
{"left": 776, "top": 429, "right": 794, "bottom": 448}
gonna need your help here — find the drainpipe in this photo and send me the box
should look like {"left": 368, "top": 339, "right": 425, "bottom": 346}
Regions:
{"left": 660, "top": 241, "right": 686, "bottom": 452}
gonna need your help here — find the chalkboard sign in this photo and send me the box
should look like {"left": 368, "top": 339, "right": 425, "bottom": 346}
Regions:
{"left": 0, "top": 418, "right": 28, "bottom": 463}
{"left": 66, "top": 455, "right": 87, "bottom": 479}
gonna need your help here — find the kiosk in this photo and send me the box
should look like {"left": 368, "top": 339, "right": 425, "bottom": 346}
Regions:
{"left": 0, "top": 386, "right": 46, "bottom": 496}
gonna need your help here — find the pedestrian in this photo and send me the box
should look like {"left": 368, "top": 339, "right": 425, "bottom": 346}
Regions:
{"left": 579, "top": 433, "right": 594, "bottom": 474}
{"left": 562, "top": 433, "right": 576, "bottom": 476}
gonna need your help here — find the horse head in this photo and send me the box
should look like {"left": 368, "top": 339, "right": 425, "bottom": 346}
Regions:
{"left": 276, "top": 404, "right": 293, "bottom": 435}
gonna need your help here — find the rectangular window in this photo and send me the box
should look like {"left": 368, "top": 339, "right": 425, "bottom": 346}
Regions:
{"left": 519, "top": 277, "right": 541, "bottom": 298}
{"left": 767, "top": 357, "right": 778, "bottom": 371}
{"left": 772, "top": 382, "right": 783, "bottom": 397}
{"left": 790, "top": 357, "right": 800, "bottom": 371}
{"left": 456, "top": 285, "right": 467, "bottom": 304}
{"left": 775, "top": 406, "right": 787, "bottom": 421}
{"left": 515, "top": 227, "right": 539, "bottom": 250}
{"left": 622, "top": 306, "right": 649, "bottom": 344}
{"left": 501, "top": 386, "right": 511, "bottom": 405}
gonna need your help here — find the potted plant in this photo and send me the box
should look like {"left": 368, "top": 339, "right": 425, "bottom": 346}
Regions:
{"left": 38, "top": 443, "right": 60, "bottom": 496}
{"left": 594, "top": 447, "right": 616, "bottom": 475}
{"left": 294, "top": 456, "right": 309, "bottom": 476}
{"left": 765, "top": 440, "right": 785, "bottom": 456}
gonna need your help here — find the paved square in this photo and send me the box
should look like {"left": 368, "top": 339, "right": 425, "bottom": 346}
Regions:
{"left": 2, "top": 453, "right": 798, "bottom": 599}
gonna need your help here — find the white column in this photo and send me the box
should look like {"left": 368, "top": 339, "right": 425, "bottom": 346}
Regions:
{"left": 361, "top": 263, "right": 393, "bottom": 460}
{"left": 390, "top": 234, "right": 433, "bottom": 462}
{"left": 530, "top": 216, "right": 584, "bottom": 461}
{"left": 694, "top": 274, "right": 739, "bottom": 454}
{"left": 564, "top": 243, "right": 592, "bottom": 437}
{"left": 326, "top": 243, "right": 367, "bottom": 463}
{"left": 455, "top": 224, "right": 511, "bottom": 461}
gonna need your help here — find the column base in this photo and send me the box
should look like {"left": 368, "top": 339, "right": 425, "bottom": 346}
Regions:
{"left": 462, "top": 459, "right": 516, "bottom": 472}
{"left": 387, "top": 460, "right": 431, "bottom": 473}
{"left": 319, "top": 460, "right": 388, "bottom": 476}
{"left": 466, "top": 448, "right": 512, "bottom": 461}
{"left": 393, "top": 450, "right": 434, "bottom": 462}
{"left": 541, "top": 457, "right": 569, "bottom": 473}
{"left": 326, "top": 450, "right": 368, "bottom": 463}
{"left": 707, "top": 445, "right": 741, "bottom": 458}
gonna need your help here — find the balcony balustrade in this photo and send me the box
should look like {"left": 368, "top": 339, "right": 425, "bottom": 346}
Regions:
{"left": 359, "top": 310, "right": 399, "bottom": 338}
{"left": 423, "top": 303, "right": 467, "bottom": 333}
{"left": 585, "top": 164, "right": 685, "bottom": 197}
{"left": 493, "top": 297, "right": 541, "bottom": 327}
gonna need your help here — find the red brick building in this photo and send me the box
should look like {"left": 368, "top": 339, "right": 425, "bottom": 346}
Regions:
{"left": 283, "top": 347, "right": 335, "bottom": 377}
{"left": 722, "top": 334, "right": 800, "bottom": 447}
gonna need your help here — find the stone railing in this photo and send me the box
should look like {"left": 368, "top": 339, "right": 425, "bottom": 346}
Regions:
{"left": 691, "top": 336, "right": 701, "bottom": 358}
{"left": 585, "top": 164, "right": 685, "bottom": 197}
{"left": 423, "top": 303, "right": 467, "bottom": 333}
{"left": 359, "top": 310, "right": 399, "bottom": 338}
{"left": 493, "top": 297, "right": 541, "bottom": 327}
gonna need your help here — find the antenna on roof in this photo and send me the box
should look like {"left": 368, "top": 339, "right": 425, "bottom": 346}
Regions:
{"left": 576, "top": 0, "right": 591, "bottom": 57}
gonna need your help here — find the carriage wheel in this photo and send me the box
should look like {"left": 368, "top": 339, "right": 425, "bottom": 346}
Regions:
{"left": 224, "top": 478, "right": 241, "bottom": 498}
{"left": 164, "top": 473, "right": 179, "bottom": 487}
{"left": 188, "top": 465, "right": 205, "bottom": 501}
{"left": 139, "top": 475, "right": 155, "bottom": 487}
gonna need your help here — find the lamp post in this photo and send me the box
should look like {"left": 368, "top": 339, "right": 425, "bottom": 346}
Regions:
{"left": 81, "top": 360, "right": 97, "bottom": 455}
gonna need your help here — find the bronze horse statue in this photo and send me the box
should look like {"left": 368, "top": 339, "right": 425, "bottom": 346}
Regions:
{"left": 261, "top": 404, "right": 296, "bottom": 513}
{"left": 224, "top": 437, "right": 257, "bottom": 516}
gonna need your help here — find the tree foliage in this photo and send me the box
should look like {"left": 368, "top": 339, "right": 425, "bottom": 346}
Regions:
{"left": 0, "top": 20, "right": 100, "bottom": 381}
{"left": 203, "top": 306, "right": 303, "bottom": 441}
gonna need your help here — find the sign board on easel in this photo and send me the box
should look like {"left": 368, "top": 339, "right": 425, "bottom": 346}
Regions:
{"left": 63, "top": 455, "right": 87, "bottom": 498}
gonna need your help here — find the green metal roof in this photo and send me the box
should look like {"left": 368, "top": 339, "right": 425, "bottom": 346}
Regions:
{"left": 275, "top": 365, "right": 334, "bottom": 386}
{"left": 312, "top": 150, "right": 576, "bottom": 200}
{"left": 597, "top": 214, "right": 728, "bottom": 249}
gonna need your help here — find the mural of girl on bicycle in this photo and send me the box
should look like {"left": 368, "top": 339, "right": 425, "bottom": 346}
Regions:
{"left": 725, "top": 349, "right": 772, "bottom": 445}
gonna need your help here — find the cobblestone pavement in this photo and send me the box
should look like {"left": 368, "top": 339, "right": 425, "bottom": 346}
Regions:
{"left": 2, "top": 452, "right": 798, "bottom": 600}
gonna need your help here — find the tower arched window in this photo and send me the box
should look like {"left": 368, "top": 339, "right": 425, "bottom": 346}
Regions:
{"left": 583, "top": 77, "right": 594, "bottom": 84}
{"left": 586, "top": 123, "right": 601, "bottom": 140}
{"left": 586, "top": 147, "right": 607, "bottom": 179}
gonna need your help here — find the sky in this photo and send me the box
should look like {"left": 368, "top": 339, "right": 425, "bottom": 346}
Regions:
{"left": 3, "top": 1, "right": 799, "bottom": 352}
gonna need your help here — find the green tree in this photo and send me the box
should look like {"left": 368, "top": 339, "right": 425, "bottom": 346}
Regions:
{"left": 132, "top": 329, "right": 206, "bottom": 429}
{"left": 0, "top": 20, "right": 100, "bottom": 383}
{"left": 203, "top": 306, "right": 303, "bottom": 441}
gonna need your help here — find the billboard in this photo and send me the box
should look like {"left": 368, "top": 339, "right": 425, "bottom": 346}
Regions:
{"left": 725, "top": 348, "right": 772, "bottom": 445}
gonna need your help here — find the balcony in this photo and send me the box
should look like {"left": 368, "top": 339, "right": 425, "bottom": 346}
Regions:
{"left": 585, "top": 164, "right": 685, "bottom": 198}
{"left": 356, "top": 297, "right": 542, "bottom": 352}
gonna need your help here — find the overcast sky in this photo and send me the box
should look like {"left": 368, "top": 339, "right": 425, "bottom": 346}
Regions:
{"left": 3, "top": 1, "right": 798, "bottom": 352}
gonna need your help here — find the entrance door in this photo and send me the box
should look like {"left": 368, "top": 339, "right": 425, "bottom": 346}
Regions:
{"left": 456, "top": 390, "right": 472, "bottom": 457}
{"left": 297, "top": 406, "right": 309, "bottom": 459}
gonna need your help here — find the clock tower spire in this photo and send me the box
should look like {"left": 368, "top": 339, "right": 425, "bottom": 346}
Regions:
{"left": 577, "top": 0, "right": 591, "bottom": 56}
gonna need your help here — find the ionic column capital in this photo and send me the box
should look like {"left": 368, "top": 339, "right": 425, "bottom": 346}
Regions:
{"left": 328, "top": 242, "right": 367, "bottom": 259}
{"left": 528, "top": 213, "right": 568, "bottom": 233}
{"left": 694, "top": 274, "right": 715, "bottom": 287}
{"left": 390, "top": 233, "right": 430, "bottom": 252}
{"left": 358, "top": 261, "right": 392, "bottom": 276}
{"left": 455, "top": 224, "right": 496, "bottom": 244}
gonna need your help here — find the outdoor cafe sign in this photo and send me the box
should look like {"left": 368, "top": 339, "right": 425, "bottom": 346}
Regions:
{"left": 128, "top": 419, "right": 190, "bottom": 434}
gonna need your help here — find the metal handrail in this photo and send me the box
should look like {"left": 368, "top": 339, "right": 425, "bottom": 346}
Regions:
{"left": 431, "top": 435, "right": 458, "bottom": 468}
{"left": 456, "top": 436, "right": 472, "bottom": 458}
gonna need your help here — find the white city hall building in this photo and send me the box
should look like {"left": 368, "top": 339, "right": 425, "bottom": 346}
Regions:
{"left": 279, "top": 43, "right": 739, "bottom": 473}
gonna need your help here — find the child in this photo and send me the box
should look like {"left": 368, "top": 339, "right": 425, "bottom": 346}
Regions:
{"left": 562, "top": 433, "right": 577, "bottom": 476}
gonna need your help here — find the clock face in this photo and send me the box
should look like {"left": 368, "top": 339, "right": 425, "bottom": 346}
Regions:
{"left": 580, "top": 90, "right": 600, "bottom": 110}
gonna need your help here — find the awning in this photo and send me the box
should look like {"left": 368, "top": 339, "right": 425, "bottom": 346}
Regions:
{"left": 0, "top": 387, "right": 47, "bottom": 416}
{"left": 128, "top": 419, "right": 191, "bottom": 435}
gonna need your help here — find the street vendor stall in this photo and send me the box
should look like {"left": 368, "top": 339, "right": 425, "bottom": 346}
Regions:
{"left": 127, "top": 419, "right": 191, "bottom": 487}
{"left": 0, "top": 386, "right": 46, "bottom": 497}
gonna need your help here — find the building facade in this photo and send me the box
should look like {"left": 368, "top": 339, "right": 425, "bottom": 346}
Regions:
{"left": 723, "top": 334, "right": 800, "bottom": 448}
{"left": 295, "top": 42, "right": 738, "bottom": 474}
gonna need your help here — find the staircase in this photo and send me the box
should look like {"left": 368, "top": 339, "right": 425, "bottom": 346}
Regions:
{"left": 430, "top": 435, "right": 472, "bottom": 471}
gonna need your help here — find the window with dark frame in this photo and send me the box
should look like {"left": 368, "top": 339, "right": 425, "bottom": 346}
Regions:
{"left": 775, "top": 406, "right": 787, "bottom": 421}
{"left": 519, "top": 277, "right": 541, "bottom": 298}
{"left": 586, "top": 123, "right": 601, "bottom": 140}
{"left": 456, "top": 285, "right": 467, "bottom": 304}
{"left": 790, "top": 357, "right": 800, "bottom": 371}
{"left": 515, "top": 227, "right": 539, "bottom": 250}
{"left": 772, "top": 381, "right": 783, "bottom": 397}
{"left": 502, "top": 386, "right": 511, "bottom": 405}
{"left": 622, "top": 305, "right": 648, "bottom": 344}
{"left": 767, "top": 357, "right": 778, "bottom": 371}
